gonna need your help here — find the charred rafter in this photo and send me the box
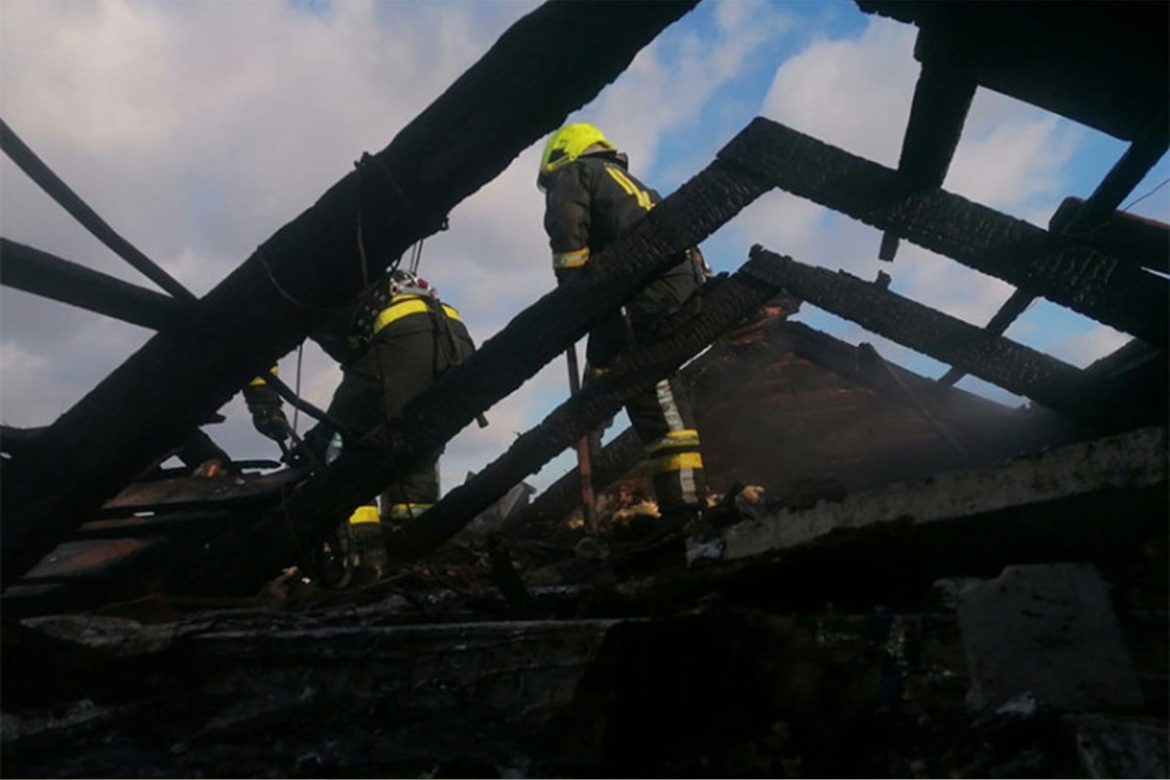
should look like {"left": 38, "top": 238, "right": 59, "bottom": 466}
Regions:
{"left": 743, "top": 247, "right": 1145, "bottom": 430}
{"left": 0, "top": 119, "right": 196, "bottom": 304}
{"left": 1050, "top": 197, "right": 1170, "bottom": 276}
{"left": 720, "top": 118, "right": 1169, "bottom": 346}
{"left": 0, "top": 239, "right": 188, "bottom": 331}
{"left": 878, "top": 26, "right": 977, "bottom": 262}
{"left": 856, "top": 1, "right": 1167, "bottom": 143}
{"left": 937, "top": 114, "right": 1169, "bottom": 387}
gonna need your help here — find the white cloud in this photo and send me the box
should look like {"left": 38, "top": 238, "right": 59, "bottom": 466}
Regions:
{"left": 948, "top": 90, "right": 1081, "bottom": 215}
{"left": 587, "top": 0, "right": 795, "bottom": 174}
{"left": 1042, "top": 324, "right": 1130, "bottom": 369}
{"left": 761, "top": 16, "right": 918, "bottom": 166}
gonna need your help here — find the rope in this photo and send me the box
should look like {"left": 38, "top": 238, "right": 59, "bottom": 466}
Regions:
{"left": 1122, "top": 176, "right": 1170, "bottom": 213}
{"left": 257, "top": 248, "right": 333, "bottom": 312}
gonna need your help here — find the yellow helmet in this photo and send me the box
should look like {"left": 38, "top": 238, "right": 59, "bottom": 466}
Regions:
{"left": 537, "top": 123, "right": 614, "bottom": 190}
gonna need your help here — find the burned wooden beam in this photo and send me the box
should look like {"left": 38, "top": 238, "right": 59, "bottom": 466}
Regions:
{"left": 385, "top": 269, "right": 780, "bottom": 561}
{"left": 857, "top": 2, "right": 1168, "bottom": 143}
{"left": 0, "top": 119, "right": 196, "bottom": 304}
{"left": 937, "top": 114, "right": 1169, "bottom": 387}
{"left": 0, "top": 238, "right": 187, "bottom": 330}
{"left": 720, "top": 118, "right": 1169, "bottom": 346}
{"left": 935, "top": 289, "right": 1034, "bottom": 387}
{"left": 0, "top": 1, "right": 701, "bottom": 586}
{"left": 1050, "top": 197, "right": 1170, "bottom": 275}
{"left": 742, "top": 246, "right": 1134, "bottom": 428}
{"left": 1061, "top": 110, "right": 1170, "bottom": 232}
{"left": 878, "top": 28, "right": 977, "bottom": 262}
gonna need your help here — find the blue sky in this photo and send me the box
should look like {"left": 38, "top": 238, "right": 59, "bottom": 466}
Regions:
{"left": 1, "top": 0, "right": 1166, "bottom": 494}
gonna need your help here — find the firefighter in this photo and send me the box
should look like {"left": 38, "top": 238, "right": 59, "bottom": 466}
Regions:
{"left": 251, "top": 268, "right": 475, "bottom": 585}
{"left": 538, "top": 122, "right": 708, "bottom": 525}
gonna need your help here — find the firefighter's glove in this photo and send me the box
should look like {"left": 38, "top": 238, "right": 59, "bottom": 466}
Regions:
{"left": 251, "top": 406, "right": 290, "bottom": 443}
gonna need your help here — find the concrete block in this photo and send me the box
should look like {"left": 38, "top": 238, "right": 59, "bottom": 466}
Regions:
{"left": 957, "top": 563, "right": 1142, "bottom": 712}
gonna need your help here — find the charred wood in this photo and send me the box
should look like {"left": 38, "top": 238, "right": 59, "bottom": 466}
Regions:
{"left": 0, "top": 239, "right": 188, "bottom": 330}
{"left": 2, "top": 506, "right": 296, "bottom": 618}
{"left": 856, "top": 2, "right": 1167, "bottom": 143}
{"left": 0, "top": 120, "right": 196, "bottom": 303}
{"left": 879, "top": 28, "right": 977, "bottom": 262}
{"left": 98, "top": 468, "right": 304, "bottom": 518}
{"left": 0, "top": 0, "right": 700, "bottom": 586}
{"left": 743, "top": 246, "right": 1149, "bottom": 430}
{"left": 508, "top": 306, "right": 798, "bottom": 535}
{"left": 721, "top": 118, "right": 1169, "bottom": 346}
{"left": 170, "top": 429, "right": 233, "bottom": 473}
{"left": 1050, "top": 197, "right": 1170, "bottom": 275}
{"left": 940, "top": 112, "right": 1168, "bottom": 386}
{"left": 1057, "top": 110, "right": 1169, "bottom": 234}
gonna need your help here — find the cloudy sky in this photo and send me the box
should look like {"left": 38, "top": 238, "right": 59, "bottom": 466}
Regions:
{"left": 2, "top": 0, "right": 1167, "bottom": 494}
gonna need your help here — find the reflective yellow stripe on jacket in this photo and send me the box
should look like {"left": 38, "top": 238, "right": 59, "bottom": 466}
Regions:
{"left": 646, "top": 428, "right": 703, "bottom": 474}
{"left": 388, "top": 503, "right": 433, "bottom": 521}
{"left": 249, "top": 365, "right": 279, "bottom": 387}
{"left": 605, "top": 166, "right": 654, "bottom": 211}
{"left": 552, "top": 247, "right": 590, "bottom": 271}
{"left": 373, "top": 295, "right": 461, "bottom": 336}
{"left": 347, "top": 505, "right": 381, "bottom": 525}
{"left": 649, "top": 451, "right": 704, "bottom": 474}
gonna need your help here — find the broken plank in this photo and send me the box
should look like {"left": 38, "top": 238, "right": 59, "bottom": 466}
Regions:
{"left": 513, "top": 429, "right": 645, "bottom": 535}
{"left": 743, "top": 246, "right": 1138, "bottom": 429}
{"left": 99, "top": 469, "right": 304, "bottom": 517}
{"left": 3, "top": 507, "right": 295, "bottom": 617}
{"left": 720, "top": 118, "right": 1168, "bottom": 345}
{"left": 0, "top": 1, "right": 700, "bottom": 586}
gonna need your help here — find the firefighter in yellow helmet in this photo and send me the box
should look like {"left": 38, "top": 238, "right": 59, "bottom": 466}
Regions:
{"left": 538, "top": 123, "right": 708, "bottom": 523}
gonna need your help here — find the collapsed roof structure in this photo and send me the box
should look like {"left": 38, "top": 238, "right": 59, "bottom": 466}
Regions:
{"left": 1, "top": 1, "right": 1166, "bottom": 776}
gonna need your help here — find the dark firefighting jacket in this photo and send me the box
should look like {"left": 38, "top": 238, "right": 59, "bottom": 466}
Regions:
{"left": 543, "top": 151, "right": 701, "bottom": 366}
